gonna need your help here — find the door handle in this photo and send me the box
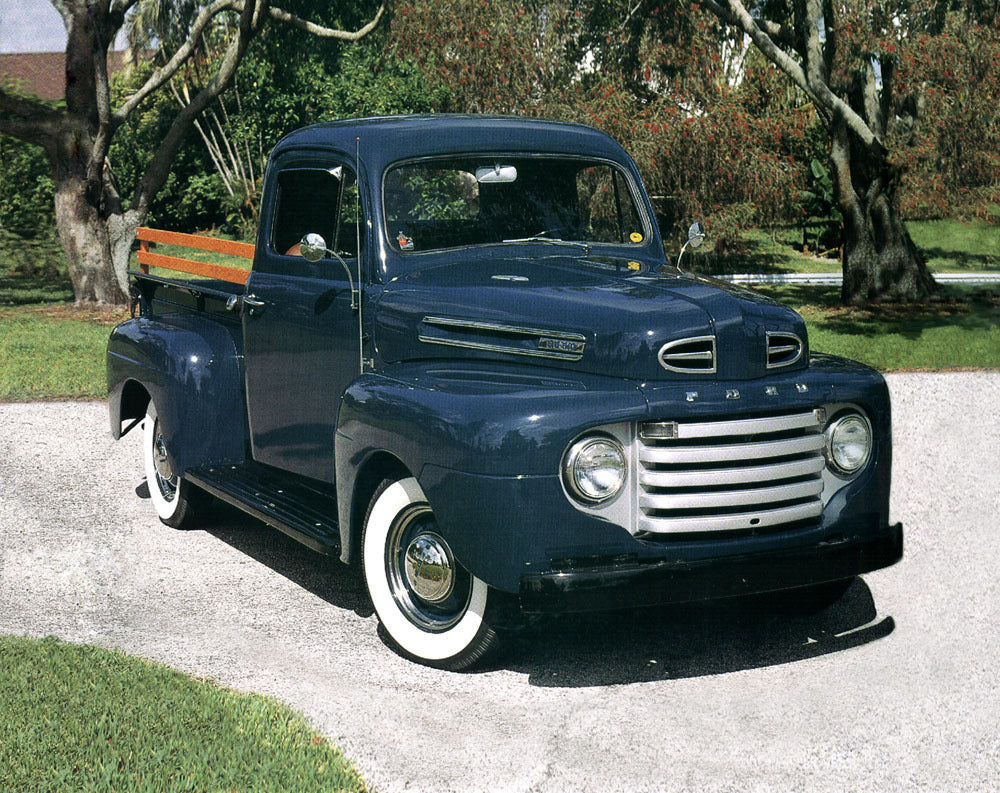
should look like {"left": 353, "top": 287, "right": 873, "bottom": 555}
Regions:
{"left": 243, "top": 294, "right": 265, "bottom": 316}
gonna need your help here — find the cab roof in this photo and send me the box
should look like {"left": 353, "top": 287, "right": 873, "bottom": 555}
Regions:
{"left": 270, "top": 114, "right": 633, "bottom": 173}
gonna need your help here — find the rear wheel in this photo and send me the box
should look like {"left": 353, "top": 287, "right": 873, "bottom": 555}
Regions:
{"left": 362, "top": 477, "right": 500, "bottom": 670}
{"left": 143, "top": 405, "right": 204, "bottom": 528}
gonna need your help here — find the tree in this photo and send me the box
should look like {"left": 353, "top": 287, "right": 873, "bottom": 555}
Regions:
{"left": 667, "top": 0, "right": 942, "bottom": 303}
{"left": 0, "top": 1, "right": 384, "bottom": 305}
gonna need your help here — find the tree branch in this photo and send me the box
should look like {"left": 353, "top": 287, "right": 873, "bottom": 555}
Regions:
{"left": 267, "top": 3, "right": 385, "bottom": 40}
{"left": 701, "top": 0, "right": 881, "bottom": 152}
{"left": 49, "top": 0, "right": 73, "bottom": 31}
{"left": 699, "top": 0, "right": 795, "bottom": 46}
{"left": 111, "top": 0, "right": 140, "bottom": 14}
{"left": 115, "top": 0, "right": 238, "bottom": 121}
{"left": 133, "top": 0, "right": 263, "bottom": 218}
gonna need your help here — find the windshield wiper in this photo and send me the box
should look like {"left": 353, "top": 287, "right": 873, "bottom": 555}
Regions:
{"left": 502, "top": 236, "right": 591, "bottom": 254}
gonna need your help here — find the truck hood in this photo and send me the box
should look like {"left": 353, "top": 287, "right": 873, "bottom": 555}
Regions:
{"left": 374, "top": 254, "right": 808, "bottom": 381}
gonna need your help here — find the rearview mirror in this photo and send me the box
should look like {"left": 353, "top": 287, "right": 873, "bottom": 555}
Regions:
{"left": 475, "top": 164, "right": 518, "bottom": 183}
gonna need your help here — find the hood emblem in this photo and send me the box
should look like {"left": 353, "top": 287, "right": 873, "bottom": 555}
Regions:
{"left": 538, "top": 337, "right": 585, "bottom": 354}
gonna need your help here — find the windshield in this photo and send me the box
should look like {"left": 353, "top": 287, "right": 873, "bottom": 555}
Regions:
{"left": 383, "top": 156, "right": 649, "bottom": 253}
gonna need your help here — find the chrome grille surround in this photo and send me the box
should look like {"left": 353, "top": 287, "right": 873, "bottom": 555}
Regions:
{"left": 766, "top": 331, "right": 804, "bottom": 369}
{"left": 636, "top": 408, "right": 826, "bottom": 535}
{"left": 657, "top": 335, "right": 717, "bottom": 374}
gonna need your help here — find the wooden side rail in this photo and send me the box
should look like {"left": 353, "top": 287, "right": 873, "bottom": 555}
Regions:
{"left": 136, "top": 226, "right": 254, "bottom": 285}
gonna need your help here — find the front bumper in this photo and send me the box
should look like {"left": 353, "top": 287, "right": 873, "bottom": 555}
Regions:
{"left": 519, "top": 521, "right": 903, "bottom": 614}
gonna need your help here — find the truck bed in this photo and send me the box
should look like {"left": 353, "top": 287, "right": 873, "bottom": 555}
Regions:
{"left": 131, "top": 270, "right": 245, "bottom": 321}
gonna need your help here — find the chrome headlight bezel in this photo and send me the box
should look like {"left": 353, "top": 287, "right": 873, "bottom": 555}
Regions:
{"left": 562, "top": 435, "right": 627, "bottom": 504}
{"left": 824, "top": 411, "right": 873, "bottom": 476}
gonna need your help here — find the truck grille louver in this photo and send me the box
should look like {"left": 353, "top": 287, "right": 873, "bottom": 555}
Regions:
{"left": 658, "top": 336, "right": 716, "bottom": 374}
{"left": 636, "top": 409, "right": 825, "bottom": 535}
{"left": 766, "top": 332, "right": 804, "bottom": 368}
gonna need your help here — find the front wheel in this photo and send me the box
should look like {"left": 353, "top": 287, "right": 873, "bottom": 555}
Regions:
{"left": 143, "top": 405, "right": 204, "bottom": 529}
{"left": 362, "top": 477, "right": 500, "bottom": 670}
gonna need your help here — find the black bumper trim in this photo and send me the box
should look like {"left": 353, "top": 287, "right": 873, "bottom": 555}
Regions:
{"left": 519, "top": 523, "right": 903, "bottom": 614}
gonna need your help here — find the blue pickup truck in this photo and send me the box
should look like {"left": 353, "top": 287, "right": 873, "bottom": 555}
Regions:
{"left": 108, "top": 115, "right": 902, "bottom": 669}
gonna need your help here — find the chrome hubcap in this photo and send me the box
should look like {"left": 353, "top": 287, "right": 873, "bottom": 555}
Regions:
{"left": 151, "top": 419, "right": 177, "bottom": 501}
{"left": 386, "top": 504, "right": 471, "bottom": 632}
{"left": 404, "top": 532, "right": 455, "bottom": 603}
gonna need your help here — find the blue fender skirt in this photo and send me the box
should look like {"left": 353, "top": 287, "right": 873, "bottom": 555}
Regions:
{"left": 518, "top": 521, "right": 903, "bottom": 614}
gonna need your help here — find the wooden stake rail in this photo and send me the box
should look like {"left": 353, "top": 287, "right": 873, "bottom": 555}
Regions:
{"left": 136, "top": 226, "right": 254, "bottom": 285}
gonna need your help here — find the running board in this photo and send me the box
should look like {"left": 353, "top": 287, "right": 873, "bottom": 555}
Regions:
{"left": 186, "top": 462, "right": 341, "bottom": 555}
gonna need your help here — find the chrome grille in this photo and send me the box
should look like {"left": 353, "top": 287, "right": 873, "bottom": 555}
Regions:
{"left": 637, "top": 409, "right": 825, "bottom": 534}
{"left": 766, "top": 332, "right": 804, "bottom": 368}
{"left": 658, "top": 336, "right": 716, "bottom": 374}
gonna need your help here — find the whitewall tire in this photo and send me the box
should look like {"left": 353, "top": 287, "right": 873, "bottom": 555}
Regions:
{"left": 143, "top": 404, "right": 202, "bottom": 528}
{"left": 362, "top": 477, "right": 499, "bottom": 670}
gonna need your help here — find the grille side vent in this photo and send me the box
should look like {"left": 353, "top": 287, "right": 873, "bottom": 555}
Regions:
{"left": 658, "top": 335, "right": 716, "bottom": 374}
{"left": 766, "top": 332, "right": 803, "bottom": 368}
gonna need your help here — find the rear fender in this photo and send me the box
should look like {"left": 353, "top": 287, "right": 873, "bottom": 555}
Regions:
{"left": 107, "top": 315, "right": 247, "bottom": 474}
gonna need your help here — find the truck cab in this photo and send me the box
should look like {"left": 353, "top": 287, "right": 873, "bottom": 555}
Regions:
{"left": 108, "top": 115, "right": 902, "bottom": 669}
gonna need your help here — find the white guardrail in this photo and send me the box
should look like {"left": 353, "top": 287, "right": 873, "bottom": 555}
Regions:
{"left": 717, "top": 272, "right": 1000, "bottom": 286}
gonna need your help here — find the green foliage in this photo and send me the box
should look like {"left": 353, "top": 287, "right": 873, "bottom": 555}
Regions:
{"left": 0, "top": 135, "right": 54, "bottom": 236}
{"left": 0, "top": 635, "right": 367, "bottom": 792}
{"left": 109, "top": 61, "right": 227, "bottom": 233}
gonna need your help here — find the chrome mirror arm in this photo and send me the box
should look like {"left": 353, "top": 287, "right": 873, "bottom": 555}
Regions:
{"left": 299, "top": 233, "right": 359, "bottom": 309}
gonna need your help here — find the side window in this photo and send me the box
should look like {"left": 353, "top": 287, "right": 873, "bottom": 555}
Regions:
{"left": 576, "top": 165, "right": 644, "bottom": 244}
{"left": 271, "top": 166, "right": 361, "bottom": 259}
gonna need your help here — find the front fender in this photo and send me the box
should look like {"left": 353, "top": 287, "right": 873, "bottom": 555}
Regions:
{"left": 107, "top": 315, "right": 247, "bottom": 474}
{"left": 334, "top": 361, "right": 648, "bottom": 570}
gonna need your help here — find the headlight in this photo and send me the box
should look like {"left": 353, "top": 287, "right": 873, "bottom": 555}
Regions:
{"left": 563, "top": 436, "right": 626, "bottom": 504}
{"left": 824, "top": 413, "right": 873, "bottom": 475}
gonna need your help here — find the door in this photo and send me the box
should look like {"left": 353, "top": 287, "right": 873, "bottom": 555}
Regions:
{"left": 242, "top": 158, "right": 364, "bottom": 482}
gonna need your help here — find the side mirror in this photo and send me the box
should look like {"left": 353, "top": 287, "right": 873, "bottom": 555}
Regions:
{"left": 687, "top": 222, "right": 705, "bottom": 249}
{"left": 677, "top": 221, "right": 706, "bottom": 274}
{"left": 300, "top": 232, "right": 328, "bottom": 263}
{"left": 297, "top": 232, "right": 359, "bottom": 310}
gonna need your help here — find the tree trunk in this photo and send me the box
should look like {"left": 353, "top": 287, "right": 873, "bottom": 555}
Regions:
{"left": 831, "top": 121, "right": 937, "bottom": 305}
{"left": 51, "top": 139, "right": 129, "bottom": 306}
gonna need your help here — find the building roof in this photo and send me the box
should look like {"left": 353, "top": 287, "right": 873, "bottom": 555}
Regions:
{"left": 0, "top": 50, "right": 135, "bottom": 102}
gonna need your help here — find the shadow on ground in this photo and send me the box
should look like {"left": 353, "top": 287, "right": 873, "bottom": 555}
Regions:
{"left": 138, "top": 477, "right": 893, "bottom": 685}
{"left": 501, "top": 578, "right": 893, "bottom": 687}
{"left": 195, "top": 497, "right": 374, "bottom": 618}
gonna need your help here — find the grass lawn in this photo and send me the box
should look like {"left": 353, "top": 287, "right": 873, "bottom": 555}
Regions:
{"left": 0, "top": 635, "right": 366, "bottom": 793}
{"left": 0, "top": 304, "right": 126, "bottom": 400}
{"left": 757, "top": 284, "right": 1000, "bottom": 370}
{"left": 696, "top": 218, "right": 1000, "bottom": 276}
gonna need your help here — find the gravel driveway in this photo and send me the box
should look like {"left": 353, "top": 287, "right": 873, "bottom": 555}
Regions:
{"left": 1, "top": 372, "right": 998, "bottom": 792}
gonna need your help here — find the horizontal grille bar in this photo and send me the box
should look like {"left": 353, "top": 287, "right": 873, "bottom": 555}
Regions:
{"left": 638, "top": 500, "right": 823, "bottom": 534}
{"left": 639, "top": 433, "right": 824, "bottom": 465}
{"left": 640, "top": 456, "right": 825, "bottom": 488}
{"left": 640, "top": 478, "right": 823, "bottom": 511}
{"left": 652, "top": 410, "right": 822, "bottom": 440}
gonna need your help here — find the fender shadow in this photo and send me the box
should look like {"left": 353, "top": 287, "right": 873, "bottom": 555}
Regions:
{"left": 501, "top": 577, "right": 893, "bottom": 686}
